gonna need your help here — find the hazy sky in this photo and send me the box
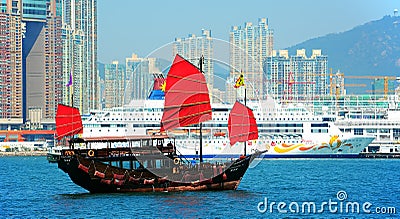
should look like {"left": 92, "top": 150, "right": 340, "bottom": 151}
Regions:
{"left": 97, "top": 0, "right": 399, "bottom": 63}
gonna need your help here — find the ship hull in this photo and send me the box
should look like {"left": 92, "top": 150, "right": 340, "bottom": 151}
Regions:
{"left": 57, "top": 150, "right": 258, "bottom": 193}
{"left": 173, "top": 153, "right": 360, "bottom": 159}
{"left": 260, "top": 154, "right": 359, "bottom": 158}
{"left": 175, "top": 136, "right": 375, "bottom": 159}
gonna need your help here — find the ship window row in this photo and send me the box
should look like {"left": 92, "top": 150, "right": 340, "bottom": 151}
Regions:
{"left": 101, "top": 124, "right": 126, "bottom": 128}
{"left": 97, "top": 117, "right": 161, "bottom": 121}
{"left": 178, "top": 140, "right": 230, "bottom": 144}
{"left": 89, "top": 129, "right": 128, "bottom": 133}
{"left": 340, "top": 129, "right": 351, "bottom": 133}
{"left": 265, "top": 117, "right": 318, "bottom": 121}
{"left": 339, "top": 128, "right": 397, "bottom": 135}
{"left": 85, "top": 124, "right": 126, "bottom": 128}
{"left": 130, "top": 123, "right": 300, "bottom": 128}
{"left": 259, "top": 129, "right": 303, "bottom": 133}
{"left": 183, "top": 139, "right": 313, "bottom": 144}
{"left": 128, "top": 117, "right": 325, "bottom": 122}
{"left": 212, "top": 108, "right": 229, "bottom": 112}
{"left": 258, "top": 123, "right": 303, "bottom": 128}
{"left": 112, "top": 112, "right": 162, "bottom": 116}
{"left": 108, "top": 108, "right": 163, "bottom": 113}
{"left": 347, "top": 115, "right": 386, "bottom": 120}
{"left": 132, "top": 124, "right": 160, "bottom": 128}
{"left": 311, "top": 123, "right": 329, "bottom": 127}
{"left": 311, "top": 129, "right": 328, "bottom": 133}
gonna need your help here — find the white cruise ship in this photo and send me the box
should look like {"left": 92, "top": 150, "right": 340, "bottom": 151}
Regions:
{"left": 82, "top": 96, "right": 374, "bottom": 158}
{"left": 327, "top": 95, "right": 400, "bottom": 154}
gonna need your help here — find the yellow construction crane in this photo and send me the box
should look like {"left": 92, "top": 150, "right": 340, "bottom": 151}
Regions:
{"left": 343, "top": 75, "right": 399, "bottom": 96}
{"left": 299, "top": 70, "right": 399, "bottom": 98}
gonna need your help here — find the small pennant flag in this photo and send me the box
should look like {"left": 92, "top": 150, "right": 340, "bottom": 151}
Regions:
{"left": 160, "top": 81, "right": 166, "bottom": 92}
{"left": 66, "top": 72, "right": 72, "bottom": 87}
{"left": 234, "top": 74, "right": 244, "bottom": 88}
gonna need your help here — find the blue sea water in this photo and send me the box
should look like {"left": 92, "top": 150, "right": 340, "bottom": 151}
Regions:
{"left": 0, "top": 157, "right": 399, "bottom": 218}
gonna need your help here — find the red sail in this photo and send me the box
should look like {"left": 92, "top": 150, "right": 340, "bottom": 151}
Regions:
{"left": 55, "top": 104, "right": 83, "bottom": 140}
{"left": 160, "top": 54, "right": 212, "bottom": 131}
{"left": 228, "top": 101, "right": 258, "bottom": 146}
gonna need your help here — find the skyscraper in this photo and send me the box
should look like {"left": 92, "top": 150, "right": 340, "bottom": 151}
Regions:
{"left": 43, "top": 0, "right": 63, "bottom": 120}
{"left": 0, "top": 0, "right": 97, "bottom": 129}
{"left": 264, "top": 49, "right": 328, "bottom": 102}
{"left": 61, "top": 0, "right": 98, "bottom": 115}
{"left": 0, "top": 0, "right": 63, "bottom": 129}
{"left": 228, "top": 18, "right": 274, "bottom": 103}
{"left": 0, "top": 1, "right": 23, "bottom": 129}
{"left": 104, "top": 61, "right": 125, "bottom": 108}
{"left": 125, "top": 53, "right": 161, "bottom": 102}
{"left": 173, "top": 29, "right": 214, "bottom": 98}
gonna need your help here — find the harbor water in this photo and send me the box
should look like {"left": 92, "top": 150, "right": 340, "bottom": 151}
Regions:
{"left": 0, "top": 156, "right": 399, "bottom": 218}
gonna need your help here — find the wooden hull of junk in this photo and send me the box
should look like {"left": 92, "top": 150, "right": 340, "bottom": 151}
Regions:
{"left": 57, "top": 136, "right": 262, "bottom": 193}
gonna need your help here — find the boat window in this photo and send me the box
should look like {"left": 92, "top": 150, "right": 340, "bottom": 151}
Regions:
{"left": 311, "top": 123, "right": 329, "bottom": 127}
{"left": 354, "top": 128, "right": 363, "bottom": 135}
{"left": 380, "top": 129, "right": 389, "bottom": 133}
{"left": 213, "top": 108, "right": 229, "bottom": 112}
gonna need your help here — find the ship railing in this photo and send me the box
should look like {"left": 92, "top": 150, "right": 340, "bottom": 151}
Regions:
{"left": 335, "top": 120, "right": 400, "bottom": 126}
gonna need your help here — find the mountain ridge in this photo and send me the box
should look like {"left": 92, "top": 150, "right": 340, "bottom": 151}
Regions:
{"left": 286, "top": 15, "right": 400, "bottom": 77}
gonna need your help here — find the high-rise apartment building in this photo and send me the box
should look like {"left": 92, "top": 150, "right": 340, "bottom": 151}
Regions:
{"left": 0, "top": 0, "right": 63, "bottom": 129}
{"left": 0, "top": 0, "right": 97, "bottom": 129}
{"left": 228, "top": 18, "right": 274, "bottom": 103}
{"left": 0, "top": 3, "right": 23, "bottom": 128}
{"left": 43, "top": 0, "right": 63, "bottom": 120}
{"left": 23, "top": 0, "right": 48, "bottom": 128}
{"left": 104, "top": 61, "right": 125, "bottom": 108}
{"left": 173, "top": 30, "right": 213, "bottom": 98}
{"left": 264, "top": 49, "right": 328, "bottom": 102}
{"left": 125, "top": 53, "right": 161, "bottom": 102}
{"left": 61, "top": 0, "right": 97, "bottom": 115}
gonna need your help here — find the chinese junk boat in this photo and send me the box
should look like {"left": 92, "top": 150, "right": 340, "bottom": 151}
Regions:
{"left": 56, "top": 54, "right": 265, "bottom": 193}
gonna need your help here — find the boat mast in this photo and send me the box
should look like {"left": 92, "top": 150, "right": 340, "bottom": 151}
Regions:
{"left": 239, "top": 70, "right": 247, "bottom": 156}
{"left": 244, "top": 85, "right": 247, "bottom": 156}
{"left": 199, "top": 55, "right": 204, "bottom": 163}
